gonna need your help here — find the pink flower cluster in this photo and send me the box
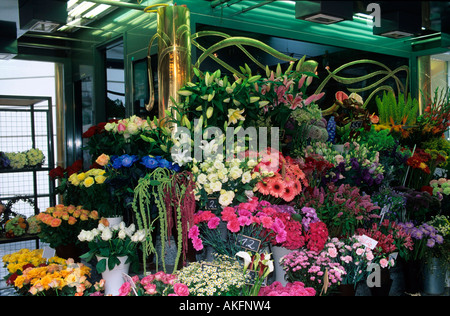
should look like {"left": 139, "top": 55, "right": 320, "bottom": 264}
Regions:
{"left": 188, "top": 197, "right": 291, "bottom": 251}
{"left": 280, "top": 249, "right": 346, "bottom": 291}
{"left": 118, "top": 272, "right": 189, "bottom": 296}
{"left": 258, "top": 281, "right": 316, "bottom": 296}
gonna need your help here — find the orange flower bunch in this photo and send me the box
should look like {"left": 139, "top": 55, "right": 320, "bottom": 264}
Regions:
{"left": 36, "top": 204, "right": 99, "bottom": 228}
{"left": 255, "top": 150, "right": 308, "bottom": 202}
{"left": 13, "top": 259, "right": 93, "bottom": 296}
{"left": 36, "top": 205, "right": 100, "bottom": 249}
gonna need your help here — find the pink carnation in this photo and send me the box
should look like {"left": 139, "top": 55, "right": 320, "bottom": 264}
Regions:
{"left": 227, "top": 219, "right": 241, "bottom": 233}
{"left": 207, "top": 217, "right": 220, "bottom": 229}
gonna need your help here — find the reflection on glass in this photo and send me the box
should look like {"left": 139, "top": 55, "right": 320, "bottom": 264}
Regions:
{"left": 106, "top": 40, "right": 125, "bottom": 119}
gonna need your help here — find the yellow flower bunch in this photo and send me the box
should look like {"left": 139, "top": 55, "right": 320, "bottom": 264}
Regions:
{"left": 2, "top": 248, "right": 66, "bottom": 274}
{"left": 14, "top": 259, "right": 92, "bottom": 296}
{"left": 68, "top": 168, "right": 107, "bottom": 187}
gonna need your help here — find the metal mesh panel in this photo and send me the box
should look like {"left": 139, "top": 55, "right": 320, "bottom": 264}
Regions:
{"left": 0, "top": 97, "right": 55, "bottom": 296}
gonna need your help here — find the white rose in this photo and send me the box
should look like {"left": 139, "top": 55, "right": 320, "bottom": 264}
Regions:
{"left": 197, "top": 173, "right": 207, "bottom": 185}
{"left": 131, "top": 230, "right": 146, "bottom": 242}
{"left": 207, "top": 173, "right": 219, "bottom": 183}
{"left": 229, "top": 167, "right": 242, "bottom": 180}
{"left": 101, "top": 227, "right": 113, "bottom": 241}
{"left": 78, "top": 230, "right": 88, "bottom": 242}
{"left": 210, "top": 181, "right": 222, "bottom": 192}
{"left": 214, "top": 161, "right": 225, "bottom": 170}
{"left": 247, "top": 159, "right": 258, "bottom": 168}
{"left": 118, "top": 230, "right": 127, "bottom": 240}
{"left": 219, "top": 191, "right": 235, "bottom": 207}
{"left": 126, "top": 224, "right": 136, "bottom": 237}
{"left": 241, "top": 171, "right": 252, "bottom": 184}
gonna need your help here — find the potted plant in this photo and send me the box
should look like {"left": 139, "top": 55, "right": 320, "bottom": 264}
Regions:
{"left": 421, "top": 215, "right": 450, "bottom": 295}
{"left": 77, "top": 219, "right": 146, "bottom": 296}
{"left": 299, "top": 183, "right": 380, "bottom": 238}
{"left": 36, "top": 205, "right": 100, "bottom": 261}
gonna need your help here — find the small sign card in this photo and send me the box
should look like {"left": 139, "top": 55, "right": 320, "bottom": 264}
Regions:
{"left": 42, "top": 247, "right": 56, "bottom": 259}
{"left": 204, "top": 197, "right": 219, "bottom": 211}
{"left": 236, "top": 234, "right": 261, "bottom": 252}
{"left": 359, "top": 234, "right": 378, "bottom": 250}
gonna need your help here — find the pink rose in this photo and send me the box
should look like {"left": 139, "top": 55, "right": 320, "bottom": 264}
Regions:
{"left": 117, "top": 123, "right": 126, "bottom": 132}
{"left": 173, "top": 283, "right": 190, "bottom": 296}
{"left": 118, "top": 282, "right": 131, "bottom": 296}
{"left": 379, "top": 258, "right": 389, "bottom": 268}
{"left": 144, "top": 283, "right": 157, "bottom": 295}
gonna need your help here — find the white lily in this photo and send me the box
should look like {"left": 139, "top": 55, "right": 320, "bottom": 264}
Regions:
{"left": 236, "top": 251, "right": 252, "bottom": 273}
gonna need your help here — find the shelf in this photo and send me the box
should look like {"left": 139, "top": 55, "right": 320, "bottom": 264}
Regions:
{"left": 0, "top": 234, "right": 39, "bottom": 245}
{"left": 0, "top": 167, "right": 51, "bottom": 174}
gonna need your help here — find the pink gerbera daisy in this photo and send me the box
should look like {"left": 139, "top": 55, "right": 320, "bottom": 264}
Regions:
{"left": 268, "top": 178, "right": 285, "bottom": 198}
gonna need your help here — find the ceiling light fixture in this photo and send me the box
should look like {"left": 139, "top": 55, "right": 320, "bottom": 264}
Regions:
{"left": 295, "top": 1, "right": 353, "bottom": 25}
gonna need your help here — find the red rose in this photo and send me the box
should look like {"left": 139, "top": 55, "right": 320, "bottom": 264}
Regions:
{"left": 82, "top": 125, "right": 97, "bottom": 138}
{"left": 49, "top": 166, "right": 65, "bottom": 179}
{"left": 66, "top": 160, "right": 83, "bottom": 176}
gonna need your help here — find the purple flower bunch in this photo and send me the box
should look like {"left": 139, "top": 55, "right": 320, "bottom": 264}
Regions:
{"left": 300, "top": 207, "right": 320, "bottom": 231}
{"left": 400, "top": 222, "right": 444, "bottom": 247}
{"left": 0, "top": 152, "right": 10, "bottom": 168}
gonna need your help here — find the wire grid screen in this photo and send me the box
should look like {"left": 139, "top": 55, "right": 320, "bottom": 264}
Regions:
{"left": 0, "top": 110, "right": 33, "bottom": 153}
{"left": 0, "top": 103, "right": 53, "bottom": 295}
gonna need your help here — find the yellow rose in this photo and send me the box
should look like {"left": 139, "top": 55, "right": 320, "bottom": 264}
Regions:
{"left": 68, "top": 173, "right": 80, "bottom": 186}
{"left": 95, "top": 175, "right": 106, "bottom": 184}
{"left": 83, "top": 176, "right": 95, "bottom": 188}
{"left": 77, "top": 173, "right": 86, "bottom": 181}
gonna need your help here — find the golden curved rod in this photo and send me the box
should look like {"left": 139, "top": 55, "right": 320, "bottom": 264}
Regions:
{"left": 145, "top": 33, "right": 160, "bottom": 112}
{"left": 144, "top": 3, "right": 169, "bottom": 13}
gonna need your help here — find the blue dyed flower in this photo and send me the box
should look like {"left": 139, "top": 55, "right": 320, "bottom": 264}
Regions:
{"left": 158, "top": 158, "right": 171, "bottom": 169}
{"left": 170, "top": 163, "right": 181, "bottom": 172}
{"left": 111, "top": 155, "right": 123, "bottom": 169}
{"left": 121, "top": 154, "right": 138, "bottom": 168}
{"left": 141, "top": 156, "right": 159, "bottom": 169}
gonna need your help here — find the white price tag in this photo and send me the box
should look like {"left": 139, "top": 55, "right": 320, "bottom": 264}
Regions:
{"left": 359, "top": 234, "right": 378, "bottom": 250}
{"left": 42, "top": 247, "right": 56, "bottom": 259}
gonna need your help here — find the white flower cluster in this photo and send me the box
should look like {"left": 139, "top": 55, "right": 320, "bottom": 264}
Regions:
{"left": 78, "top": 221, "right": 146, "bottom": 243}
{"left": 192, "top": 154, "right": 259, "bottom": 207}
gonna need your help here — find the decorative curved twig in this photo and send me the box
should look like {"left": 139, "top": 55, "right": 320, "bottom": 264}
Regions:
{"left": 192, "top": 31, "right": 267, "bottom": 71}
{"left": 316, "top": 59, "right": 409, "bottom": 115}
{"left": 194, "top": 36, "right": 297, "bottom": 75}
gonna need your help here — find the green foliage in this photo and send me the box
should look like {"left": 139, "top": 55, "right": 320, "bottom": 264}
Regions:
{"left": 376, "top": 91, "right": 419, "bottom": 126}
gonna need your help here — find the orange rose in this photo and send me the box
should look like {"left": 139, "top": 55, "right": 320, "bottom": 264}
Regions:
{"left": 50, "top": 218, "right": 62, "bottom": 227}
{"left": 99, "top": 217, "right": 110, "bottom": 227}
{"left": 68, "top": 216, "right": 77, "bottom": 225}
{"left": 73, "top": 209, "right": 81, "bottom": 218}
{"left": 89, "top": 210, "right": 99, "bottom": 220}
{"left": 95, "top": 154, "right": 110, "bottom": 167}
